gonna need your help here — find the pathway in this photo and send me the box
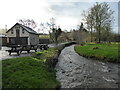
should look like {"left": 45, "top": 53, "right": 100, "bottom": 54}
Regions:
{"left": 0, "top": 44, "right": 56, "bottom": 60}
{"left": 0, "top": 47, "right": 35, "bottom": 60}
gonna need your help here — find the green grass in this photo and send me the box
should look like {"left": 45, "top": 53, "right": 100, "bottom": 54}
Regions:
{"left": 74, "top": 43, "right": 119, "bottom": 63}
{"left": 2, "top": 48, "right": 60, "bottom": 88}
{"left": 33, "top": 48, "right": 57, "bottom": 62}
{"left": 39, "top": 35, "right": 50, "bottom": 39}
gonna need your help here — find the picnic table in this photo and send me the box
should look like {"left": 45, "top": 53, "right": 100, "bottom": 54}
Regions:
{"left": 6, "top": 45, "right": 22, "bottom": 55}
{"left": 20, "top": 45, "right": 31, "bottom": 53}
{"left": 37, "top": 44, "right": 48, "bottom": 50}
{"left": 30, "top": 45, "right": 38, "bottom": 52}
{"left": 6, "top": 44, "right": 49, "bottom": 56}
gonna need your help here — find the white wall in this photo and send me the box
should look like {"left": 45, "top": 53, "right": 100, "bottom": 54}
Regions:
{"left": 6, "top": 26, "right": 16, "bottom": 37}
{"left": 6, "top": 24, "right": 39, "bottom": 45}
{"left": 6, "top": 25, "right": 29, "bottom": 43}
{"left": 29, "top": 34, "right": 39, "bottom": 45}
{"left": 6, "top": 25, "right": 29, "bottom": 37}
{"left": 20, "top": 28, "right": 29, "bottom": 37}
{"left": 6, "top": 25, "right": 17, "bottom": 43}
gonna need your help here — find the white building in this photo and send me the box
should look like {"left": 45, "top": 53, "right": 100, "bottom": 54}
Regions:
{"left": 6, "top": 23, "right": 39, "bottom": 45}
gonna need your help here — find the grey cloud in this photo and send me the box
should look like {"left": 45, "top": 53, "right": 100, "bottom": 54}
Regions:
{"left": 49, "top": 2, "right": 93, "bottom": 17}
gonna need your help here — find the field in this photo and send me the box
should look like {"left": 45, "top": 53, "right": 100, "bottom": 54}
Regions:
{"left": 74, "top": 43, "right": 119, "bottom": 63}
{"left": 2, "top": 47, "right": 60, "bottom": 88}
{"left": 39, "top": 35, "right": 50, "bottom": 39}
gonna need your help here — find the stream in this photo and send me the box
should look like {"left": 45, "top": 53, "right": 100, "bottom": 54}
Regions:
{"left": 55, "top": 45, "right": 119, "bottom": 88}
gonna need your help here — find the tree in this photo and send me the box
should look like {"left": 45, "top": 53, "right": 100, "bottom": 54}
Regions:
{"left": 18, "top": 19, "right": 37, "bottom": 29}
{"left": 74, "top": 23, "right": 88, "bottom": 44}
{"left": 47, "top": 18, "right": 62, "bottom": 44}
{"left": 101, "top": 23, "right": 112, "bottom": 42}
{"left": 54, "top": 27, "right": 62, "bottom": 44}
{"left": 82, "top": 10, "right": 94, "bottom": 42}
{"left": 83, "top": 2, "right": 114, "bottom": 43}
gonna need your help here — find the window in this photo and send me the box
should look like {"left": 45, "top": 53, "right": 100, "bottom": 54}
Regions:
{"left": 10, "top": 37, "right": 15, "bottom": 44}
{"left": 16, "top": 29, "right": 19, "bottom": 37}
{"left": 15, "top": 26, "right": 20, "bottom": 30}
{"left": 11, "top": 29, "right": 13, "bottom": 34}
{"left": 22, "top": 29, "right": 25, "bottom": 34}
{"left": 21, "top": 37, "right": 28, "bottom": 44}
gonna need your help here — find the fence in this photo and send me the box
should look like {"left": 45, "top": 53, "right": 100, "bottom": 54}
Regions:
{"left": 39, "top": 39, "right": 50, "bottom": 44}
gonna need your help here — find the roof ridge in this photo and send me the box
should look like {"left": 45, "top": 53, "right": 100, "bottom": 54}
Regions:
{"left": 6, "top": 23, "right": 39, "bottom": 35}
{"left": 18, "top": 23, "right": 38, "bottom": 34}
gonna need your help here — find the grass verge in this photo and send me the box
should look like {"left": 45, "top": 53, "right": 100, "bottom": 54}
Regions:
{"left": 74, "top": 43, "right": 119, "bottom": 63}
{"left": 2, "top": 42, "right": 76, "bottom": 88}
{"left": 2, "top": 47, "right": 60, "bottom": 88}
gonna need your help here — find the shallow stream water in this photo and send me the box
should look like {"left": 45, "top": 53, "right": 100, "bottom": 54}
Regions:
{"left": 55, "top": 45, "right": 119, "bottom": 88}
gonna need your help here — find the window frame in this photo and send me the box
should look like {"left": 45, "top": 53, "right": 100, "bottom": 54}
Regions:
{"left": 22, "top": 28, "right": 25, "bottom": 34}
{"left": 11, "top": 29, "right": 13, "bottom": 34}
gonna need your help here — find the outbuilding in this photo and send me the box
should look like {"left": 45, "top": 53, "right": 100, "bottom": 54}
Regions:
{"left": 6, "top": 23, "right": 39, "bottom": 45}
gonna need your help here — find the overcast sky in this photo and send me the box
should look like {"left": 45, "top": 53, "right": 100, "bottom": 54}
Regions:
{"left": 0, "top": 0, "right": 119, "bottom": 33}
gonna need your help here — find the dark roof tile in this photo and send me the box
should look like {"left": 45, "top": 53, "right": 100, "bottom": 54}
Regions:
{"left": 18, "top": 23, "right": 39, "bottom": 34}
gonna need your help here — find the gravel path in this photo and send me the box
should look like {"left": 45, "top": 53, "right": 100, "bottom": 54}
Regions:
{"left": 55, "top": 45, "right": 119, "bottom": 88}
{"left": 0, "top": 47, "right": 38, "bottom": 60}
{"left": 0, "top": 44, "right": 58, "bottom": 60}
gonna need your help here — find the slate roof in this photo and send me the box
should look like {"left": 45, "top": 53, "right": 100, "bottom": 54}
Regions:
{"left": 6, "top": 23, "right": 39, "bottom": 35}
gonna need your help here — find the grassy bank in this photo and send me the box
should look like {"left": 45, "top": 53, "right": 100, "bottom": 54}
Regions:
{"left": 2, "top": 47, "right": 60, "bottom": 88}
{"left": 2, "top": 42, "right": 77, "bottom": 88}
{"left": 74, "top": 43, "right": 119, "bottom": 63}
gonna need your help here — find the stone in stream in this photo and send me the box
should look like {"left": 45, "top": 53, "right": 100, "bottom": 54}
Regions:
{"left": 71, "top": 77, "right": 77, "bottom": 82}
{"left": 75, "top": 66, "right": 81, "bottom": 70}
{"left": 115, "top": 81, "right": 118, "bottom": 84}
{"left": 62, "top": 70, "right": 65, "bottom": 73}
{"left": 70, "top": 61, "right": 72, "bottom": 63}
{"left": 108, "top": 69, "right": 111, "bottom": 72}
{"left": 65, "top": 73, "right": 69, "bottom": 76}
{"left": 74, "top": 71, "right": 81, "bottom": 74}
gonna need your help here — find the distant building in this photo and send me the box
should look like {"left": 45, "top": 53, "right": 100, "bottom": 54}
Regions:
{"left": 0, "top": 34, "right": 7, "bottom": 47}
{"left": 6, "top": 23, "right": 39, "bottom": 45}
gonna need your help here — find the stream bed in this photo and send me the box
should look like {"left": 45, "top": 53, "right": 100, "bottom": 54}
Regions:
{"left": 55, "top": 45, "right": 119, "bottom": 88}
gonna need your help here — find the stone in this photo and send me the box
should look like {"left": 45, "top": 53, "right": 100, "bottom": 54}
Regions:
{"left": 62, "top": 70, "right": 65, "bottom": 73}
{"left": 108, "top": 69, "right": 111, "bottom": 72}
{"left": 65, "top": 73, "right": 69, "bottom": 76}
{"left": 70, "top": 61, "right": 72, "bottom": 63}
